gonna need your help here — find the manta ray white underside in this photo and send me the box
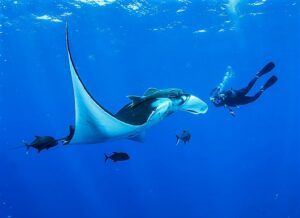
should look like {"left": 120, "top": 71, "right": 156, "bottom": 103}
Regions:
{"left": 65, "top": 24, "right": 208, "bottom": 145}
{"left": 66, "top": 27, "right": 148, "bottom": 144}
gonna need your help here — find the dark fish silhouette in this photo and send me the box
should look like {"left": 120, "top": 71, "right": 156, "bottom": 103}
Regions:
{"left": 9, "top": 126, "right": 74, "bottom": 153}
{"left": 23, "top": 136, "right": 58, "bottom": 152}
{"left": 176, "top": 130, "right": 191, "bottom": 145}
{"left": 104, "top": 152, "right": 130, "bottom": 162}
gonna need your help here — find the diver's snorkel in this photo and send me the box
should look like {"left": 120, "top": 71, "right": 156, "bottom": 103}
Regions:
{"left": 209, "top": 87, "right": 226, "bottom": 107}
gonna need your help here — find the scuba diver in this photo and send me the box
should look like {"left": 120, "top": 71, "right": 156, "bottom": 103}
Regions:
{"left": 210, "top": 62, "right": 278, "bottom": 116}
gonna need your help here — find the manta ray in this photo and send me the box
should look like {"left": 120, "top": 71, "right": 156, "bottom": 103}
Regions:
{"left": 65, "top": 25, "right": 208, "bottom": 145}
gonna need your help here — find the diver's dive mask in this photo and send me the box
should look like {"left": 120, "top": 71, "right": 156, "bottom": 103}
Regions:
{"left": 209, "top": 87, "right": 226, "bottom": 106}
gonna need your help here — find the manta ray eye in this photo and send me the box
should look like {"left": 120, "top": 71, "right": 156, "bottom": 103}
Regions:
{"left": 174, "top": 95, "right": 188, "bottom": 106}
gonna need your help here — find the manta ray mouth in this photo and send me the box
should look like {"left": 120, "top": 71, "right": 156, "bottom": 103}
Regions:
{"left": 186, "top": 109, "right": 200, "bottom": 114}
{"left": 181, "top": 95, "right": 208, "bottom": 114}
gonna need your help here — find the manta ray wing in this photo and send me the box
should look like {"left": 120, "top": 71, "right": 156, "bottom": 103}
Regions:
{"left": 66, "top": 24, "right": 142, "bottom": 144}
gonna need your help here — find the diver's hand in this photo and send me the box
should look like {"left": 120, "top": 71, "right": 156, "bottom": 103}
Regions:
{"left": 228, "top": 108, "right": 236, "bottom": 117}
{"left": 224, "top": 105, "right": 236, "bottom": 117}
{"left": 229, "top": 110, "right": 236, "bottom": 117}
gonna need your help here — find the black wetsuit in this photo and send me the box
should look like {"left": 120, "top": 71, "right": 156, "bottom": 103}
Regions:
{"left": 213, "top": 76, "right": 263, "bottom": 107}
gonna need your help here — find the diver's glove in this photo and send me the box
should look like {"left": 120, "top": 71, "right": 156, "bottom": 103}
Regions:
{"left": 229, "top": 109, "right": 236, "bottom": 117}
{"left": 225, "top": 105, "right": 236, "bottom": 117}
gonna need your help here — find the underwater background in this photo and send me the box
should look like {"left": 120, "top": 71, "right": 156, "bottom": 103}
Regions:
{"left": 0, "top": 0, "right": 299, "bottom": 217}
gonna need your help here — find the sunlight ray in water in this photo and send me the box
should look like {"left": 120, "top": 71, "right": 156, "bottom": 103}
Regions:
{"left": 226, "top": 0, "right": 241, "bottom": 14}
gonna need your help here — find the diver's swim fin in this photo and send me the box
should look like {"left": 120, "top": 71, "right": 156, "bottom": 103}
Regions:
{"left": 261, "top": 75, "right": 278, "bottom": 91}
{"left": 257, "top": 62, "right": 275, "bottom": 77}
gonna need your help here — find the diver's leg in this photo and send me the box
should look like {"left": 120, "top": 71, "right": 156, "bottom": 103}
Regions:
{"left": 238, "top": 92, "right": 263, "bottom": 105}
{"left": 235, "top": 77, "right": 258, "bottom": 96}
{"left": 238, "top": 76, "right": 278, "bottom": 105}
{"left": 236, "top": 62, "right": 275, "bottom": 96}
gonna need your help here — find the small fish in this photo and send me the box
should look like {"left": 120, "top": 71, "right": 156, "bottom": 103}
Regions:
{"left": 23, "top": 136, "right": 58, "bottom": 152}
{"left": 176, "top": 130, "right": 191, "bottom": 145}
{"left": 104, "top": 152, "right": 130, "bottom": 162}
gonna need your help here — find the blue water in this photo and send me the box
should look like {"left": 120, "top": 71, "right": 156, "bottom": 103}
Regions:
{"left": 1, "top": 1, "right": 299, "bottom": 217}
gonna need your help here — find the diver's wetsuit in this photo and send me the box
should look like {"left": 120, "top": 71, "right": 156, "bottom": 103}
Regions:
{"left": 214, "top": 77, "right": 263, "bottom": 107}
{"left": 211, "top": 62, "right": 278, "bottom": 110}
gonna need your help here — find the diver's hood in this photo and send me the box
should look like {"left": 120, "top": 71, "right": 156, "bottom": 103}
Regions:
{"left": 180, "top": 94, "right": 208, "bottom": 114}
